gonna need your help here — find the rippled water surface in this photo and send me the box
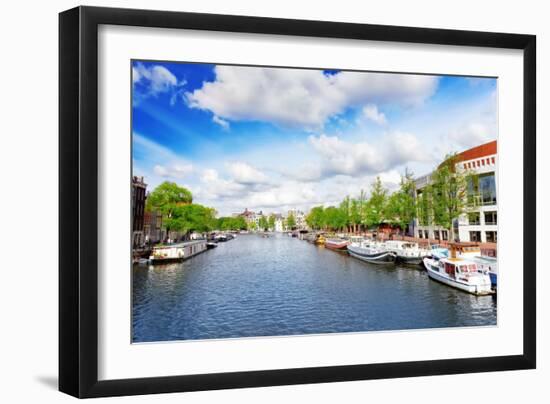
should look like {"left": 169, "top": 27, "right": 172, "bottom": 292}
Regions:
{"left": 132, "top": 234, "right": 496, "bottom": 342}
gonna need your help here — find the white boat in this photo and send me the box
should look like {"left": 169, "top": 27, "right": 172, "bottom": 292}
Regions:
{"left": 453, "top": 242, "right": 498, "bottom": 288}
{"left": 385, "top": 240, "right": 430, "bottom": 265}
{"left": 149, "top": 240, "right": 207, "bottom": 264}
{"left": 348, "top": 240, "right": 396, "bottom": 264}
{"left": 423, "top": 255, "right": 492, "bottom": 295}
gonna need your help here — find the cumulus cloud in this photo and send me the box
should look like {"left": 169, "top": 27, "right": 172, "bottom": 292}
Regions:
{"left": 133, "top": 63, "right": 187, "bottom": 105}
{"left": 362, "top": 104, "right": 387, "bottom": 125}
{"left": 153, "top": 163, "right": 194, "bottom": 179}
{"left": 226, "top": 162, "right": 269, "bottom": 185}
{"left": 186, "top": 66, "right": 438, "bottom": 129}
{"left": 296, "top": 132, "right": 430, "bottom": 181}
{"left": 448, "top": 122, "right": 496, "bottom": 149}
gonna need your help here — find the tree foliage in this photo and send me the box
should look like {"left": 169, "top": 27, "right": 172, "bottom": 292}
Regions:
{"left": 286, "top": 213, "right": 296, "bottom": 229}
{"left": 430, "top": 154, "right": 470, "bottom": 232}
{"left": 216, "top": 216, "right": 247, "bottom": 231}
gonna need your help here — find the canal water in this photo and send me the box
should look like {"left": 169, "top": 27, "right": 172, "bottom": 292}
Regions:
{"left": 132, "top": 233, "right": 497, "bottom": 343}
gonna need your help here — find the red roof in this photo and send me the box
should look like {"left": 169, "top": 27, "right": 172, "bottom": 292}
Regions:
{"left": 457, "top": 140, "right": 497, "bottom": 162}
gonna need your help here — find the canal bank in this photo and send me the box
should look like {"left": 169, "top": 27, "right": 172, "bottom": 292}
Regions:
{"left": 132, "top": 233, "right": 496, "bottom": 343}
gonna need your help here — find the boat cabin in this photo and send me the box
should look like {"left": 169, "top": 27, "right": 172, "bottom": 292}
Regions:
{"left": 448, "top": 242, "right": 480, "bottom": 258}
{"left": 443, "top": 259, "right": 478, "bottom": 278}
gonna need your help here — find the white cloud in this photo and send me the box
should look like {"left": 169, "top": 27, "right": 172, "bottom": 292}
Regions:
{"left": 133, "top": 64, "right": 177, "bottom": 94}
{"left": 212, "top": 115, "right": 230, "bottom": 130}
{"left": 153, "top": 163, "right": 194, "bottom": 179}
{"left": 297, "top": 132, "right": 430, "bottom": 181}
{"left": 362, "top": 104, "right": 387, "bottom": 125}
{"left": 448, "top": 122, "right": 495, "bottom": 149}
{"left": 226, "top": 161, "right": 268, "bottom": 185}
{"left": 186, "top": 66, "right": 438, "bottom": 129}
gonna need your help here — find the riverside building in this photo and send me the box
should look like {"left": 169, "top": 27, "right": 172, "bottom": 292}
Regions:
{"left": 413, "top": 140, "right": 497, "bottom": 243}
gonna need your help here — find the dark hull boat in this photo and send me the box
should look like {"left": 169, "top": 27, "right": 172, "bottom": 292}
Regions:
{"left": 347, "top": 244, "right": 396, "bottom": 264}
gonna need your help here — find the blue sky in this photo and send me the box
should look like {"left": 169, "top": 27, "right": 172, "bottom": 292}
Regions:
{"left": 132, "top": 60, "right": 497, "bottom": 216}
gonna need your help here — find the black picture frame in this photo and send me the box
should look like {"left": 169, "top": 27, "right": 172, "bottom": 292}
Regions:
{"left": 59, "top": 6, "right": 536, "bottom": 398}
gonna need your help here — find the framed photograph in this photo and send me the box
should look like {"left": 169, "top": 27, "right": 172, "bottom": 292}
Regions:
{"left": 59, "top": 6, "right": 536, "bottom": 398}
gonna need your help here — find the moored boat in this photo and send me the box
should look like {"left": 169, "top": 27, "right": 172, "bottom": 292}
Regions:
{"left": 206, "top": 242, "right": 218, "bottom": 249}
{"left": 423, "top": 243, "right": 492, "bottom": 295}
{"left": 149, "top": 240, "right": 207, "bottom": 264}
{"left": 347, "top": 240, "right": 396, "bottom": 264}
{"left": 385, "top": 240, "right": 430, "bottom": 265}
{"left": 324, "top": 238, "right": 349, "bottom": 250}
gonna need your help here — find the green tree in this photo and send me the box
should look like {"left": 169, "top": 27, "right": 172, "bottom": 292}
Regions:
{"left": 268, "top": 214, "right": 276, "bottom": 230}
{"left": 258, "top": 216, "right": 269, "bottom": 231}
{"left": 385, "top": 169, "right": 417, "bottom": 232}
{"left": 324, "top": 206, "right": 347, "bottom": 231}
{"left": 145, "top": 182, "right": 194, "bottom": 238}
{"left": 364, "top": 176, "right": 387, "bottom": 228}
{"left": 418, "top": 186, "right": 432, "bottom": 227}
{"left": 431, "top": 154, "right": 470, "bottom": 238}
{"left": 286, "top": 213, "right": 296, "bottom": 229}
{"left": 339, "top": 196, "right": 352, "bottom": 233}
{"left": 306, "top": 206, "right": 325, "bottom": 230}
{"left": 167, "top": 204, "right": 216, "bottom": 235}
{"left": 216, "top": 216, "right": 247, "bottom": 231}
{"left": 247, "top": 221, "right": 258, "bottom": 231}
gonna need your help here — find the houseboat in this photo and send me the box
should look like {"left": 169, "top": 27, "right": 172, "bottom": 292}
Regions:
{"left": 385, "top": 240, "right": 430, "bottom": 265}
{"left": 347, "top": 240, "right": 396, "bottom": 264}
{"left": 149, "top": 240, "right": 207, "bottom": 264}
{"left": 324, "top": 238, "right": 350, "bottom": 250}
{"left": 422, "top": 243, "right": 492, "bottom": 295}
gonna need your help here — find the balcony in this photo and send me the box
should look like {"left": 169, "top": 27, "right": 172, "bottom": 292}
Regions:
{"left": 467, "top": 193, "right": 497, "bottom": 207}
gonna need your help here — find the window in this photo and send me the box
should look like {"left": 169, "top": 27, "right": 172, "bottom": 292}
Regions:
{"left": 486, "top": 231, "right": 497, "bottom": 243}
{"left": 484, "top": 211, "right": 497, "bottom": 225}
{"left": 418, "top": 230, "right": 423, "bottom": 238}
{"left": 468, "top": 212, "right": 480, "bottom": 225}
{"left": 469, "top": 173, "right": 497, "bottom": 206}
{"left": 424, "top": 230, "right": 429, "bottom": 239}
{"left": 469, "top": 231, "right": 481, "bottom": 242}
{"left": 434, "top": 230, "right": 440, "bottom": 240}
{"left": 442, "top": 230, "right": 448, "bottom": 240}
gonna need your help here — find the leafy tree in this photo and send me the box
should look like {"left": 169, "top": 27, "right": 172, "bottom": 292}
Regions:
{"left": 217, "top": 216, "right": 247, "bottom": 231}
{"left": 431, "top": 154, "right": 470, "bottom": 238}
{"left": 324, "top": 206, "right": 347, "bottom": 231}
{"left": 247, "top": 221, "right": 258, "bottom": 231}
{"left": 418, "top": 186, "right": 432, "bottom": 227}
{"left": 268, "top": 214, "right": 276, "bottom": 230}
{"left": 258, "top": 216, "right": 269, "bottom": 231}
{"left": 286, "top": 213, "right": 296, "bottom": 229}
{"left": 385, "top": 169, "right": 417, "bottom": 232}
{"left": 167, "top": 203, "right": 216, "bottom": 234}
{"left": 364, "top": 176, "right": 387, "bottom": 228}
{"left": 306, "top": 206, "right": 325, "bottom": 230}
{"left": 339, "top": 196, "right": 352, "bottom": 233}
{"left": 145, "top": 182, "right": 194, "bottom": 238}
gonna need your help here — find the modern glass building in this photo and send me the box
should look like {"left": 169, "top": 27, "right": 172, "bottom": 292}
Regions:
{"left": 413, "top": 140, "right": 498, "bottom": 243}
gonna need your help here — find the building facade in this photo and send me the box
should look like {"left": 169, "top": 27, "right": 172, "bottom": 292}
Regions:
{"left": 132, "top": 176, "right": 147, "bottom": 247}
{"left": 144, "top": 210, "right": 164, "bottom": 244}
{"left": 413, "top": 140, "right": 497, "bottom": 243}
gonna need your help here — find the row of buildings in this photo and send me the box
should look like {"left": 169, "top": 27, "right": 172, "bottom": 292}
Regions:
{"left": 412, "top": 140, "right": 498, "bottom": 244}
{"left": 233, "top": 208, "right": 307, "bottom": 232}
